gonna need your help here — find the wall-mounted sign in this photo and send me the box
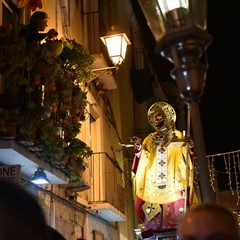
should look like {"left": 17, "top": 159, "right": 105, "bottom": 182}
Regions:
{"left": 0, "top": 165, "right": 21, "bottom": 183}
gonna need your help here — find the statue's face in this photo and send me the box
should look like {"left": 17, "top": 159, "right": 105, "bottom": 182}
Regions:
{"left": 153, "top": 110, "right": 166, "bottom": 131}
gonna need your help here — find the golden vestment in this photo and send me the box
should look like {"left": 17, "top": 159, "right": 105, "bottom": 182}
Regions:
{"left": 135, "top": 130, "right": 193, "bottom": 204}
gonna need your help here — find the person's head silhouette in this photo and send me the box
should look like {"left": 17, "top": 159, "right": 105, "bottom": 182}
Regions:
{"left": 0, "top": 181, "right": 48, "bottom": 240}
{"left": 178, "top": 202, "right": 240, "bottom": 240}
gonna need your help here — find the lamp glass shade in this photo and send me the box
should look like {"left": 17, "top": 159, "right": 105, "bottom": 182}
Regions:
{"left": 138, "top": 0, "right": 207, "bottom": 42}
{"left": 30, "top": 168, "right": 50, "bottom": 184}
{"left": 100, "top": 33, "right": 131, "bottom": 66}
{"left": 158, "top": 0, "right": 188, "bottom": 13}
{"left": 138, "top": 0, "right": 166, "bottom": 42}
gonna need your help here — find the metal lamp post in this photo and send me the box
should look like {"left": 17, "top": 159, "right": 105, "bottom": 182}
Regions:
{"left": 138, "top": 0, "right": 213, "bottom": 201}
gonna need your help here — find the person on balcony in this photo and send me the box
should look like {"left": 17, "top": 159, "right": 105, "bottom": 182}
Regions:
{"left": 132, "top": 102, "right": 197, "bottom": 238}
{"left": 19, "top": 11, "right": 57, "bottom": 43}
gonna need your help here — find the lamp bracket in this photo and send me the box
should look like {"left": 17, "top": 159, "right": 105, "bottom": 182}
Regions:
{"left": 92, "top": 66, "right": 117, "bottom": 73}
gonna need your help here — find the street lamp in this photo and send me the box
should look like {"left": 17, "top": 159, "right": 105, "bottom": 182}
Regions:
{"left": 30, "top": 168, "right": 50, "bottom": 185}
{"left": 138, "top": 0, "right": 213, "bottom": 201}
{"left": 100, "top": 26, "right": 131, "bottom": 67}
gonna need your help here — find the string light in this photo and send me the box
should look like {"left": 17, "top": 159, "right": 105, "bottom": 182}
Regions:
{"left": 232, "top": 152, "right": 240, "bottom": 204}
{"left": 232, "top": 210, "right": 240, "bottom": 226}
{"left": 193, "top": 158, "right": 200, "bottom": 189}
{"left": 238, "top": 151, "right": 240, "bottom": 172}
{"left": 203, "top": 149, "right": 240, "bottom": 205}
{"left": 207, "top": 156, "right": 216, "bottom": 192}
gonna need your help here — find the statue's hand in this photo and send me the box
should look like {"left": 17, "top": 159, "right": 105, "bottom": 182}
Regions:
{"left": 130, "top": 136, "right": 142, "bottom": 153}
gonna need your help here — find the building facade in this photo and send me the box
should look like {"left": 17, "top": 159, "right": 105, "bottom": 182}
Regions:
{"left": 0, "top": 0, "right": 138, "bottom": 239}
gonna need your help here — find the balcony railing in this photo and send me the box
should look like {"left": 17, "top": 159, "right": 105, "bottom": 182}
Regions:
{"left": 87, "top": 152, "right": 126, "bottom": 222}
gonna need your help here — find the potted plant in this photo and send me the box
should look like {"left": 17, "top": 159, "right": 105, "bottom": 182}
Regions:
{"left": 64, "top": 138, "right": 93, "bottom": 183}
{"left": 0, "top": 18, "right": 95, "bottom": 182}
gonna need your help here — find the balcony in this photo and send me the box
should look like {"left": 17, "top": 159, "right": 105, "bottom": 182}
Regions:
{"left": 0, "top": 139, "right": 68, "bottom": 184}
{"left": 86, "top": 152, "right": 126, "bottom": 222}
{"left": 0, "top": 34, "right": 94, "bottom": 185}
{"left": 88, "top": 201, "right": 126, "bottom": 222}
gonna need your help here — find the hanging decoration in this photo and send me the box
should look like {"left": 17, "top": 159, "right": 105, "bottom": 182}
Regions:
{"left": 205, "top": 150, "right": 240, "bottom": 205}
{"left": 207, "top": 150, "right": 240, "bottom": 228}
{"left": 27, "top": 0, "right": 43, "bottom": 11}
{"left": 11, "top": 0, "right": 42, "bottom": 11}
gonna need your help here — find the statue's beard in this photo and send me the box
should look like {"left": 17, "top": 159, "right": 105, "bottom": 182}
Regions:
{"left": 156, "top": 121, "right": 166, "bottom": 131}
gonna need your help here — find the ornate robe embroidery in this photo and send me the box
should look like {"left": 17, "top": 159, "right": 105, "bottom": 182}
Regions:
{"left": 135, "top": 130, "right": 193, "bottom": 204}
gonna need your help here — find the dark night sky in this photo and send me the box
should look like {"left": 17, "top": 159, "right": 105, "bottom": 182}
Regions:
{"left": 200, "top": 3, "right": 240, "bottom": 155}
